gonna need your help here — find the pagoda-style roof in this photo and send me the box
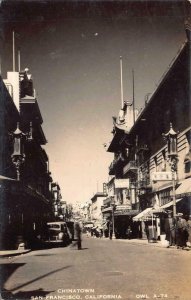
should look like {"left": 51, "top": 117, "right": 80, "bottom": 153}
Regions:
{"left": 20, "top": 96, "right": 43, "bottom": 125}
{"left": 107, "top": 123, "right": 130, "bottom": 153}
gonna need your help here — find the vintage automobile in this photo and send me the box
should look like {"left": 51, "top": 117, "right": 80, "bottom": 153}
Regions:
{"left": 43, "top": 221, "right": 71, "bottom": 247}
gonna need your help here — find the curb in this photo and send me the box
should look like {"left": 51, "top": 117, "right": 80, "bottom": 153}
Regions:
{"left": 0, "top": 249, "right": 31, "bottom": 258}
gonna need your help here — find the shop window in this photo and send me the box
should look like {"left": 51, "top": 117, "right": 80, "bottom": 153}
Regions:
{"left": 159, "top": 188, "right": 171, "bottom": 206}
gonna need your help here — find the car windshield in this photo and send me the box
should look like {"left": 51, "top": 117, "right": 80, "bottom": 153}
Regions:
{"left": 47, "top": 224, "right": 60, "bottom": 229}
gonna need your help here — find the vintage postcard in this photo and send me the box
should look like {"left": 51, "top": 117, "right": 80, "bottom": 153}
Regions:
{"left": 0, "top": 1, "right": 191, "bottom": 300}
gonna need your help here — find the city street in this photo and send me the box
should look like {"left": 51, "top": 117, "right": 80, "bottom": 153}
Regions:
{"left": 0, "top": 236, "right": 191, "bottom": 300}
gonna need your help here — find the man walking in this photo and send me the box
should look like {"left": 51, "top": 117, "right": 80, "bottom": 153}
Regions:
{"left": 74, "top": 222, "right": 82, "bottom": 250}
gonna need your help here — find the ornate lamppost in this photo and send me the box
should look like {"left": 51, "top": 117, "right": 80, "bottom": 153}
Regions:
{"left": 11, "top": 122, "right": 32, "bottom": 181}
{"left": 163, "top": 123, "right": 178, "bottom": 217}
{"left": 111, "top": 199, "right": 116, "bottom": 239}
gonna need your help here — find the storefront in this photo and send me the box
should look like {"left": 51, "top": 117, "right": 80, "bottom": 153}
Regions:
{"left": 101, "top": 207, "right": 112, "bottom": 237}
{"left": 0, "top": 178, "right": 53, "bottom": 250}
{"left": 158, "top": 178, "right": 191, "bottom": 216}
{"left": 133, "top": 207, "right": 167, "bottom": 241}
{"left": 114, "top": 207, "right": 139, "bottom": 239}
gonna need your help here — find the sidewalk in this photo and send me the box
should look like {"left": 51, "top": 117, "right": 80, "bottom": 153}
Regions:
{"left": 96, "top": 236, "right": 191, "bottom": 251}
{"left": 0, "top": 249, "right": 31, "bottom": 258}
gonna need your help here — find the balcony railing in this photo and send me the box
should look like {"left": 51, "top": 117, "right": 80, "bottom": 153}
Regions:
{"left": 138, "top": 179, "right": 152, "bottom": 189}
{"left": 136, "top": 144, "right": 149, "bottom": 153}
{"left": 123, "top": 161, "right": 138, "bottom": 175}
{"left": 109, "top": 155, "right": 125, "bottom": 175}
{"left": 103, "top": 196, "right": 114, "bottom": 206}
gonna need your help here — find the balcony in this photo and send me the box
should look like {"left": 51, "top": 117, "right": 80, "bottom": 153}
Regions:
{"left": 109, "top": 161, "right": 116, "bottom": 175}
{"left": 123, "top": 161, "right": 138, "bottom": 175}
{"left": 103, "top": 196, "right": 114, "bottom": 206}
{"left": 138, "top": 179, "right": 152, "bottom": 190}
{"left": 109, "top": 155, "right": 125, "bottom": 175}
{"left": 136, "top": 144, "right": 149, "bottom": 154}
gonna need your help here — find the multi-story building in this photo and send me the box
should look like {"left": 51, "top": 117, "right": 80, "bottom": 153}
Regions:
{"left": 0, "top": 76, "right": 19, "bottom": 249}
{"left": 90, "top": 192, "right": 107, "bottom": 224}
{"left": 0, "top": 68, "right": 58, "bottom": 249}
{"left": 106, "top": 25, "right": 191, "bottom": 239}
{"left": 131, "top": 26, "right": 191, "bottom": 235}
{"left": 79, "top": 202, "right": 91, "bottom": 222}
{"left": 105, "top": 101, "right": 140, "bottom": 238}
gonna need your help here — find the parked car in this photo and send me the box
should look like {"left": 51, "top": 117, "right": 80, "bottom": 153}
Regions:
{"left": 43, "top": 221, "right": 70, "bottom": 247}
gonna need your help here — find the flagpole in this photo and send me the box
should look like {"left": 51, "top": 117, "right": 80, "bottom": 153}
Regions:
{"left": 13, "top": 31, "right": 15, "bottom": 71}
{"left": 132, "top": 69, "right": 135, "bottom": 124}
{"left": 18, "top": 50, "right": 21, "bottom": 72}
{"left": 120, "top": 56, "right": 124, "bottom": 109}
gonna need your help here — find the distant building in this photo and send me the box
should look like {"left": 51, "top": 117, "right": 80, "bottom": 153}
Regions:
{"left": 80, "top": 202, "right": 91, "bottom": 221}
{"left": 90, "top": 192, "right": 107, "bottom": 222}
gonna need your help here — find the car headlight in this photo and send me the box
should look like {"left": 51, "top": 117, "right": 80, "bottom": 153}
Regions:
{"left": 58, "top": 232, "right": 63, "bottom": 239}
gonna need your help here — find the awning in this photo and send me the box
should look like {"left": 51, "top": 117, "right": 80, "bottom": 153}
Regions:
{"left": 148, "top": 208, "right": 167, "bottom": 214}
{"left": 133, "top": 207, "right": 153, "bottom": 222}
{"left": 133, "top": 207, "right": 166, "bottom": 222}
{"left": 175, "top": 178, "right": 191, "bottom": 196}
{"left": 160, "top": 198, "right": 182, "bottom": 209}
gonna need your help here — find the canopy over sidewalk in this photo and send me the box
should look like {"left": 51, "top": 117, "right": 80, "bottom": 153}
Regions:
{"left": 133, "top": 207, "right": 166, "bottom": 222}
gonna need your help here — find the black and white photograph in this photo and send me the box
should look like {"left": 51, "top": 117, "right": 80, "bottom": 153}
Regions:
{"left": 0, "top": 0, "right": 191, "bottom": 299}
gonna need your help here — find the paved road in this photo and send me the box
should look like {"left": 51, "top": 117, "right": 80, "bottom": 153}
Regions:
{"left": 0, "top": 236, "right": 191, "bottom": 300}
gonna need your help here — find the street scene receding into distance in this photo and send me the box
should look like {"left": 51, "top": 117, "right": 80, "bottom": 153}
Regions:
{"left": 0, "top": 1, "right": 191, "bottom": 300}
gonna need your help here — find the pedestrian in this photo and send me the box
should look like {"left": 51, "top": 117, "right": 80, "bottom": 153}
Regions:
{"left": 186, "top": 215, "right": 191, "bottom": 247}
{"left": 73, "top": 222, "right": 82, "bottom": 250}
{"left": 86, "top": 229, "right": 90, "bottom": 238}
{"left": 109, "top": 221, "right": 113, "bottom": 240}
{"left": 126, "top": 226, "right": 132, "bottom": 240}
{"left": 164, "top": 211, "right": 176, "bottom": 246}
{"left": 144, "top": 223, "right": 149, "bottom": 242}
{"left": 175, "top": 213, "right": 187, "bottom": 249}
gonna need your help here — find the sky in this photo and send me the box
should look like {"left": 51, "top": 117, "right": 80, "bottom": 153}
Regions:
{"left": 1, "top": 0, "right": 190, "bottom": 205}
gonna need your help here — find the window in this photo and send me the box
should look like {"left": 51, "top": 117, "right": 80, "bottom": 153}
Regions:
{"left": 159, "top": 188, "right": 171, "bottom": 206}
{"left": 184, "top": 148, "right": 191, "bottom": 175}
{"left": 161, "top": 149, "right": 167, "bottom": 171}
{"left": 154, "top": 156, "right": 158, "bottom": 171}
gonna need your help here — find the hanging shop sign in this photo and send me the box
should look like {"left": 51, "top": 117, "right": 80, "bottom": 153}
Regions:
{"left": 115, "top": 179, "right": 130, "bottom": 189}
{"left": 114, "top": 209, "right": 138, "bottom": 216}
{"left": 151, "top": 172, "right": 175, "bottom": 181}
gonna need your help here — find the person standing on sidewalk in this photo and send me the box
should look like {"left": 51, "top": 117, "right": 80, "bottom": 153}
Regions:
{"left": 186, "top": 215, "right": 191, "bottom": 247}
{"left": 76, "top": 222, "right": 82, "bottom": 250}
{"left": 164, "top": 212, "right": 176, "bottom": 246}
{"left": 176, "top": 213, "right": 187, "bottom": 249}
{"left": 109, "top": 221, "right": 113, "bottom": 240}
{"left": 73, "top": 222, "right": 82, "bottom": 250}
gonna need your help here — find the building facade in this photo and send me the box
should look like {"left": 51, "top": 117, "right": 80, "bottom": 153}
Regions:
{"left": 0, "top": 68, "right": 60, "bottom": 249}
{"left": 90, "top": 192, "right": 107, "bottom": 224}
{"left": 105, "top": 26, "right": 191, "bottom": 239}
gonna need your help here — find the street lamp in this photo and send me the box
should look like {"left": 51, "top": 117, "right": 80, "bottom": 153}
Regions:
{"left": 163, "top": 123, "right": 178, "bottom": 217}
{"left": 111, "top": 200, "right": 116, "bottom": 239}
{"left": 11, "top": 122, "right": 32, "bottom": 180}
